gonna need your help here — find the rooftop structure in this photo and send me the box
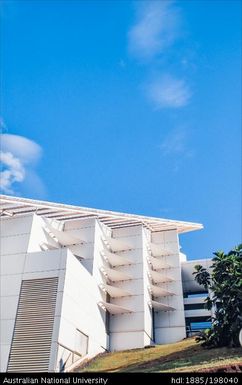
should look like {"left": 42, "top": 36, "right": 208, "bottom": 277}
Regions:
{"left": 0, "top": 195, "right": 202, "bottom": 233}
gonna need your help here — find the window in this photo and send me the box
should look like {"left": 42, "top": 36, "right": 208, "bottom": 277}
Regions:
{"left": 186, "top": 292, "right": 208, "bottom": 298}
{"left": 184, "top": 303, "right": 206, "bottom": 310}
{"left": 190, "top": 321, "right": 211, "bottom": 330}
{"left": 75, "top": 329, "right": 89, "bottom": 356}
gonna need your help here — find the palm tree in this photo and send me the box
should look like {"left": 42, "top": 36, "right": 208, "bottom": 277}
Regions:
{"left": 193, "top": 245, "right": 242, "bottom": 348}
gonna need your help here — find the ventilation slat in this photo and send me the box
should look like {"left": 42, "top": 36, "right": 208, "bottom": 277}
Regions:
{"left": 7, "top": 277, "right": 58, "bottom": 372}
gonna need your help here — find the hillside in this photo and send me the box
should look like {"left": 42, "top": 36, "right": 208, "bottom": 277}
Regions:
{"left": 76, "top": 338, "right": 242, "bottom": 373}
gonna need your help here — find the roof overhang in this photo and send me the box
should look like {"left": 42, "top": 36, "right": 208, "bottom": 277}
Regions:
{"left": 0, "top": 195, "right": 203, "bottom": 234}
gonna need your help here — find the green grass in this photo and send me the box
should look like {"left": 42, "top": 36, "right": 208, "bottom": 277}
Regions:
{"left": 76, "top": 338, "right": 242, "bottom": 373}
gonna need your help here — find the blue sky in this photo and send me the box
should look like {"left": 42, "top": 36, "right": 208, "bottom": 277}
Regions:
{"left": 0, "top": 0, "right": 241, "bottom": 260}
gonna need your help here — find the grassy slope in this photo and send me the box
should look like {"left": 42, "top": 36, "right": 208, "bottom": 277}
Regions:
{"left": 76, "top": 338, "right": 242, "bottom": 373}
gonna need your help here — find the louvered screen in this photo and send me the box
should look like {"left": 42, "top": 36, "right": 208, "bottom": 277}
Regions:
{"left": 7, "top": 277, "right": 58, "bottom": 372}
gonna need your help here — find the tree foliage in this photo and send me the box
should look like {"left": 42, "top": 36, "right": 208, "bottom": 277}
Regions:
{"left": 193, "top": 244, "right": 242, "bottom": 348}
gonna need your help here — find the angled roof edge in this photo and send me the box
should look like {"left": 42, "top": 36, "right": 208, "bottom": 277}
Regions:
{"left": 0, "top": 194, "right": 203, "bottom": 234}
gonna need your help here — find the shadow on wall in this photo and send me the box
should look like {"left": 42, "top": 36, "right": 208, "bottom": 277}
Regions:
{"left": 59, "top": 358, "right": 65, "bottom": 373}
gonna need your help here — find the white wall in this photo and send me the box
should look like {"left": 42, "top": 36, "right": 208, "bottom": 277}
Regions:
{"left": 153, "top": 230, "right": 186, "bottom": 344}
{"left": 181, "top": 259, "right": 212, "bottom": 294}
{"left": 27, "top": 214, "right": 59, "bottom": 252}
{"left": 55, "top": 218, "right": 110, "bottom": 371}
{"left": 0, "top": 213, "right": 66, "bottom": 372}
{"left": 109, "top": 225, "right": 152, "bottom": 350}
{"left": 0, "top": 214, "right": 109, "bottom": 372}
{"left": 142, "top": 227, "right": 153, "bottom": 345}
{"left": 0, "top": 215, "right": 32, "bottom": 372}
{"left": 56, "top": 250, "right": 108, "bottom": 370}
{"left": 64, "top": 217, "right": 96, "bottom": 274}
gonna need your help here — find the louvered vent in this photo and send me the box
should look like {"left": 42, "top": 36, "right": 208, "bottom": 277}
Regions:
{"left": 7, "top": 277, "right": 58, "bottom": 372}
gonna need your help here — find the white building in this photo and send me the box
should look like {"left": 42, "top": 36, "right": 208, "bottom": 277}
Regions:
{"left": 0, "top": 195, "right": 211, "bottom": 372}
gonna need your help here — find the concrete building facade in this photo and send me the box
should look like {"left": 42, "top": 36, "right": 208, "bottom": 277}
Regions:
{"left": 0, "top": 195, "right": 211, "bottom": 372}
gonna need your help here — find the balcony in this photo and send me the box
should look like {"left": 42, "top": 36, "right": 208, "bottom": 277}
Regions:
{"left": 184, "top": 309, "right": 211, "bottom": 318}
{"left": 183, "top": 297, "right": 207, "bottom": 305}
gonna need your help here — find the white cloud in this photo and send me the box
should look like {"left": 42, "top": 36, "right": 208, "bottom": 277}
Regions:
{"left": 128, "top": 1, "right": 192, "bottom": 110}
{"left": 1, "top": 134, "right": 42, "bottom": 164}
{"left": 128, "top": 0, "right": 180, "bottom": 61}
{"left": 0, "top": 133, "right": 44, "bottom": 195}
{"left": 147, "top": 74, "right": 191, "bottom": 109}
{"left": 0, "top": 152, "right": 25, "bottom": 194}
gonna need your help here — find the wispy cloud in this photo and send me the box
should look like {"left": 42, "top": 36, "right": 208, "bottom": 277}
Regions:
{"left": 0, "top": 132, "right": 45, "bottom": 195}
{"left": 160, "top": 127, "right": 194, "bottom": 158}
{"left": 0, "top": 117, "right": 7, "bottom": 132}
{"left": 147, "top": 74, "right": 191, "bottom": 109}
{"left": 159, "top": 127, "right": 194, "bottom": 172}
{"left": 128, "top": 1, "right": 193, "bottom": 111}
{"left": 128, "top": 0, "right": 180, "bottom": 61}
